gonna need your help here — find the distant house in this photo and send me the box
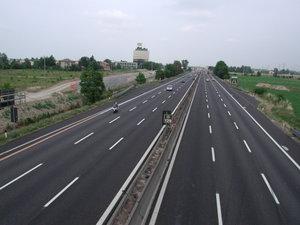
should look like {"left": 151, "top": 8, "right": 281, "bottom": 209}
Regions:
{"left": 100, "top": 61, "right": 111, "bottom": 71}
{"left": 57, "top": 59, "right": 78, "bottom": 69}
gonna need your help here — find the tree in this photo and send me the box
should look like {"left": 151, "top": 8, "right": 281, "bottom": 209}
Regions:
{"left": 104, "top": 59, "right": 112, "bottom": 69}
{"left": 155, "top": 69, "right": 165, "bottom": 80}
{"left": 79, "top": 56, "right": 90, "bottom": 69}
{"left": 80, "top": 66, "right": 106, "bottom": 103}
{"left": 273, "top": 68, "right": 279, "bottom": 77}
{"left": 0, "top": 53, "right": 9, "bottom": 69}
{"left": 23, "top": 58, "right": 32, "bottom": 69}
{"left": 10, "top": 59, "right": 22, "bottom": 69}
{"left": 135, "top": 72, "right": 146, "bottom": 84}
{"left": 79, "top": 56, "right": 100, "bottom": 70}
{"left": 174, "top": 60, "right": 183, "bottom": 75}
{"left": 214, "top": 61, "right": 229, "bottom": 79}
{"left": 181, "top": 59, "right": 189, "bottom": 70}
{"left": 164, "top": 64, "right": 176, "bottom": 77}
{"left": 256, "top": 71, "right": 262, "bottom": 76}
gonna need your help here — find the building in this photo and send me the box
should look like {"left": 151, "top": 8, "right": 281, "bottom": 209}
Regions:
{"left": 133, "top": 43, "right": 149, "bottom": 66}
{"left": 57, "top": 59, "right": 78, "bottom": 69}
{"left": 99, "top": 61, "right": 111, "bottom": 71}
{"left": 113, "top": 61, "right": 138, "bottom": 70}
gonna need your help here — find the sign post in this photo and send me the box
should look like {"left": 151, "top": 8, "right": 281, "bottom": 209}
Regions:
{"left": 162, "top": 110, "right": 172, "bottom": 126}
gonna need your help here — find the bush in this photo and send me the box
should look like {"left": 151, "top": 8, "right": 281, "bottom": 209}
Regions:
{"left": 136, "top": 72, "right": 146, "bottom": 84}
{"left": 254, "top": 88, "right": 267, "bottom": 95}
{"left": 33, "top": 100, "right": 56, "bottom": 110}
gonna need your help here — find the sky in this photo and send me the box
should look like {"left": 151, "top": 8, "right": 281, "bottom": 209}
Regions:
{"left": 1, "top": 0, "right": 300, "bottom": 70}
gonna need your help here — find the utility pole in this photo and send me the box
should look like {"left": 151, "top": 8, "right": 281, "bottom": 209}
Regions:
{"left": 44, "top": 56, "right": 46, "bottom": 74}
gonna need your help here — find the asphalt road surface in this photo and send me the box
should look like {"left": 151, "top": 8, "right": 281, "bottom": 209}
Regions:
{"left": 0, "top": 73, "right": 194, "bottom": 225}
{"left": 1, "top": 70, "right": 300, "bottom": 225}
{"left": 150, "top": 72, "right": 300, "bottom": 225}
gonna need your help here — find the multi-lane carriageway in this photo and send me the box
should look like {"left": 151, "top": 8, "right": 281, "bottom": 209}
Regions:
{"left": 149, "top": 73, "right": 300, "bottom": 225}
{"left": 0, "top": 73, "right": 195, "bottom": 225}
{"left": 1, "top": 70, "right": 300, "bottom": 225}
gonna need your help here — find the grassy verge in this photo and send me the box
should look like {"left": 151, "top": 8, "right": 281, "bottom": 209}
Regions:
{"left": 233, "top": 74, "right": 300, "bottom": 131}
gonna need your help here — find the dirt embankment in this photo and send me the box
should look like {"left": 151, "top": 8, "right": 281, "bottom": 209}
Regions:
{"left": 25, "top": 70, "right": 155, "bottom": 102}
{"left": 256, "top": 83, "right": 289, "bottom": 91}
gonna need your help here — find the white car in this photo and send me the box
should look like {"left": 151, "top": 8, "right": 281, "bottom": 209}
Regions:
{"left": 166, "top": 85, "right": 173, "bottom": 91}
{"left": 206, "top": 78, "right": 210, "bottom": 82}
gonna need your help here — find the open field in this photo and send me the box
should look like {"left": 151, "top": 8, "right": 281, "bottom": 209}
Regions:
{"left": 235, "top": 74, "right": 300, "bottom": 130}
{"left": 0, "top": 69, "right": 143, "bottom": 91}
{"left": 0, "top": 69, "right": 81, "bottom": 91}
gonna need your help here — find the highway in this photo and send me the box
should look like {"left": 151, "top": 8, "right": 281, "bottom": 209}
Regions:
{"left": 1, "top": 70, "right": 300, "bottom": 225}
{"left": 0, "top": 73, "right": 194, "bottom": 225}
{"left": 150, "top": 72, "right": 300, "bottom": 225}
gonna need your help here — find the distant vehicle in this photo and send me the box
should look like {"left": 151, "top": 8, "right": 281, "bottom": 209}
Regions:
{"left": 206, "top": 79, "right": 210, "bottom": 82}
{"left": 166, "top": 85, "right": 173, "bottom": 91}
{"left": 181, "top": 80, "right": 186, "bottom": 83}
{"left": 112, "top": 102, "right": 119, "bottom": 113}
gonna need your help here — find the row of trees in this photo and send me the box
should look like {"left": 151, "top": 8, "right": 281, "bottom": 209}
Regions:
{"left": 155, "top": 60, "right": 188, "bottom": 80}
{"left": 1, "top": 52, "right": 167, "bottom": 72}
{"left": 228, "top": 65, "right": 253, "bottom": 74}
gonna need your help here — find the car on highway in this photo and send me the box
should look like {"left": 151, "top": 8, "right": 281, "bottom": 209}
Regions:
{"left": 206, "top": 78, "right": 210, "bottom": 82}
{"left": 166, "top": 85, "right": 173, "bottom": 91}
{"left": 181, "top": 80, "right": 186, "bottom": 83}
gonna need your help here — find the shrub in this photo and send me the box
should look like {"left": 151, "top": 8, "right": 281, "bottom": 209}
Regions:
{"left": 254, "top": 88, "right": 267, "bottom": 95}
{"left": 136, "top": 72, "right": 146, "bottom": 84}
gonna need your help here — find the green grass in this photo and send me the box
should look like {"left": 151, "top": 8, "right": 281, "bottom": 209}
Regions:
{"left": 235, "top": 74, "right": 300, "bottom": 129}
{"left": 0, "top": 69, "right": 81, "bottom": 91}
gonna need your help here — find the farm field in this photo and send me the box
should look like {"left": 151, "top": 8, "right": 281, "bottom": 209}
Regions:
{"left": 235, "top": 74, "right": 300, "bottom": 130}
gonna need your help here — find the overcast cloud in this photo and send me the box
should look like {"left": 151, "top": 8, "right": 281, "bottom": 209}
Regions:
{"left": 0, "top": 0, "right": 299, "bottom": 70}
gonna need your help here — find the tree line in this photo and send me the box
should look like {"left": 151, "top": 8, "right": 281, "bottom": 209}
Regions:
{"left": 155, "top": 60, "right": 190, "bottom": 80}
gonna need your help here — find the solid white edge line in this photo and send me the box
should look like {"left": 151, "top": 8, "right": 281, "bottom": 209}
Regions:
{"left": 216, "top": 193, "right": 223, "bottom": 225}
{"left": 152, "top": 107, "right": 158, "bottom": 112}
{"left": 214, "top": 77, "right": 300, "bottom": 170}
{"left": 211, "top": 147, "right": 215, "bottom": 162}
{"left": 0, "top": 163, "right": 43, "bottom": 191}
{"left": 261, "top": 173, "right": 280, "bottom": 204}
{"left": 234, "top": 122, "right": 239, "bottom": 130}
{"left": 109, "top": 137, "right": 124, "bottom": 150}
{"left": 137, "top": 118, "right": 145, "bottom": 126}
{"left": 96, "top": 125, "right": 166, "bottom": 225}
{"left": 2, "top": 74, "right": 188, "bottom": 158}
{"left": 149, "top": 76, "right": 198, "bottom": 225}
{"left": 109, "top": 116, "right": 120, "bottom": 124}
{"left": 74, "top": 132, "right": 94, "bottom": 145}
{"left": 44, "top": 177, "right": 79, "bottom": 207}
{"left": 243, "top": 140, "right": 252, "bottom": 153}
{"left": 129, "top": 106, "right": 137, "bottom": 112}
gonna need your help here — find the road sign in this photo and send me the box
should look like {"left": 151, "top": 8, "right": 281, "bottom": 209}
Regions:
{"left": 162, "top": 110, "right": 172, "bottom": 125}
